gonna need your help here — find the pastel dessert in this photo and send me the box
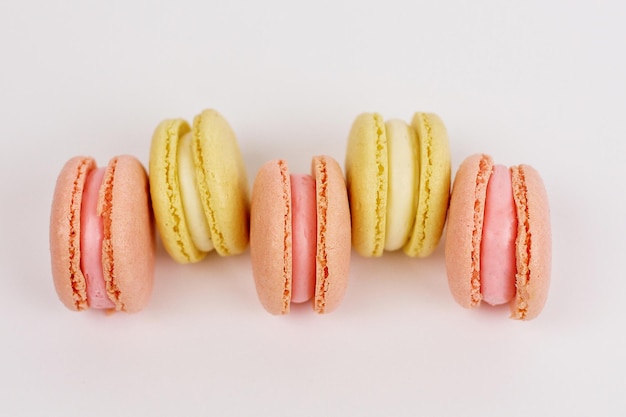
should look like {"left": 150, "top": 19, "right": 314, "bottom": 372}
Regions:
{"left": 250, "top": 156, "right": 351, "bottom": 314}
{"left": 50, "top": 156, "right": 154, "bottom": 312}
{"left": 445, "top": 154, "right": 551, "bottom": 320}
{"left": 345, "top": 112, "right": 451, "bottom": 257}
{"left": 149, "top": 109, "right": 249, "bottom": 263}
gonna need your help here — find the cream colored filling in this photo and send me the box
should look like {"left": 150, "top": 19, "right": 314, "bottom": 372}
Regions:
{"left": 384, "top": 119, "right": 418, "bottom": 251}
{"left": 178, "top": 132, "right": 214, "bottom": 252}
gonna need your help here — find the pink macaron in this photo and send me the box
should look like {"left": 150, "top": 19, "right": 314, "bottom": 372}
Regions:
{"left": 50, "top": 156, "right": 155, "bottom": 313}
{"left": 445, "top": 154, "right": 551, "bottom": 320}
{"left": 250, "top": 155, "right": 351, "bottom": 315}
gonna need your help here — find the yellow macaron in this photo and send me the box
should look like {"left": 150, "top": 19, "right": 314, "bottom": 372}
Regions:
{"left": 149, "top": 109, "right": 249, "bottom": 263}
{"left": 345, "top": 112, "right": 450, "bottom": 257}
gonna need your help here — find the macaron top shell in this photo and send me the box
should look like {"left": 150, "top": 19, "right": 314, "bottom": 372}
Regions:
{"left": 345, "top": 113, "right": 388, "bottom": 257}
{"left": 192, "top": 109, "right": 249, "bottom": 256}
{"left": 312, "top": 155, "right": 351, "bottom": 314}
{"left": 101, "top": 156, "right": 155, "bottom": 313}
{"left": 403, "top": 112, "right": 451, "bottom": 258}
{"left": 510, "top": 164, "right": 551, "bottom": 320}
{"left": 50, "top": 156, "right": 154, "bottom": 312}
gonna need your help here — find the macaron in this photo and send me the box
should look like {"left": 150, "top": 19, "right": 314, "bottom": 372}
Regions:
{"left": 149, "top": 109, "right": 249, "bottom": 263}
{"left": 445, "top": 154, "right": 551, "bottom": 320}
{"left": 250, "top": 156, "right": 351, "bottom": 314}
{"left": 345, "top": 112, "right": 451, "bottom": 257}
{"left": 50, "top": 156, "right": 155, "bottom": 312}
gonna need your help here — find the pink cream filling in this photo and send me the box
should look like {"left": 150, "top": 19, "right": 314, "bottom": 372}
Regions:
{"left": 290, "top": 174, "right": 316, "bottom": 303}
{"left": 80, "top": 167, "right": 115, "bottom": 309}
{"left": 480, "top": 165, "right": 517, "bottom": 306}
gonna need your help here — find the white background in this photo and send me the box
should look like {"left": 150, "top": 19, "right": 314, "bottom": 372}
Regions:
{"left": 1, "top": 0, "right": 625, "bottom": 415}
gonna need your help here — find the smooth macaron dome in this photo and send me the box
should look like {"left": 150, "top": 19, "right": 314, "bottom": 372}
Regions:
{"left": 250, "top": 156, "right": 351, "bottom": 315}
{"left": 149, "top": 109, "right": 249, "bottom": 263}
{"left": 345, "top": 112, "right": 451, "bottom": 257}
{"left": 50, "top": 156, "right": 155, "bottom": 312}
{"left": 445, "top": 154, "right": 552, "bottom": 320}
